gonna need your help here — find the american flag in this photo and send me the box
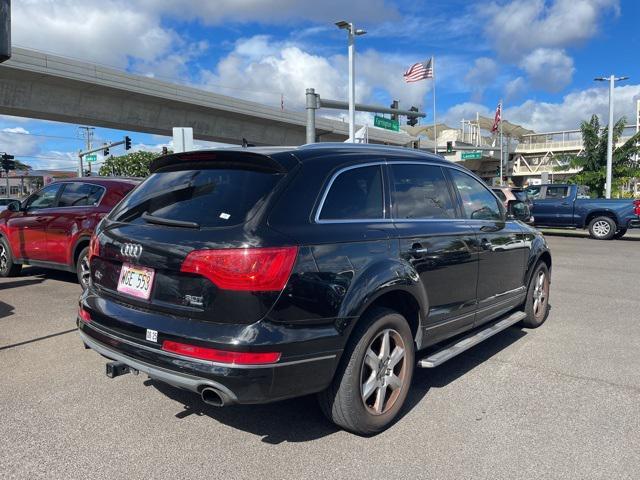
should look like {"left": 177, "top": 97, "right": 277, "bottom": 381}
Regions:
{"left": 403, "top": 58, "right": 433, "bottom": 83}
{"left": 491, "top": 102, "right": 502, "bottom": 133}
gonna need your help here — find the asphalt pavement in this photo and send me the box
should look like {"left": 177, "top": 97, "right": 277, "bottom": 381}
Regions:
{"left": 1, "top": 231, "right": 639, "bottom": 479}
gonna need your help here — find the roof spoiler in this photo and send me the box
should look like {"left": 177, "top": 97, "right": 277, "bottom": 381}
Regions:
{"left": 150, "top": 150, "right": 290, "bottom": 174}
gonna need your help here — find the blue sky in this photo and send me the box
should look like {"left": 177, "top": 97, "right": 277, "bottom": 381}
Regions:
{"left": 2, "top": 0, "right": 639, "bottom": 171}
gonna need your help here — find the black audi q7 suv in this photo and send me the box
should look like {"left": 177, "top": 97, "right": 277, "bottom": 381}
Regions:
{"left": 78, "top": 144, "right": 551, "bottom": 435}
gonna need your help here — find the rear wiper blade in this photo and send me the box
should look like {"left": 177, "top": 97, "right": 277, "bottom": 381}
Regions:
{"left": 142, "top": 212, "right": 200, "bottom": 229}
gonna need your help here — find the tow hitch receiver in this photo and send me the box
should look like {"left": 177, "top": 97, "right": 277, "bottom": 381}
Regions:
{"left": 106, "top": 361, "right": 137, "bottom": 378}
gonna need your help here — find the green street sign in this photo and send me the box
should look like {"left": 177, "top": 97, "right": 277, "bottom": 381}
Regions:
{"left": 85, "top": 154, "right": 97, "bottom": 163}
{"left": 374, "top": 115, "right": 400, "bottom": 131}
{"left": 461, "top": 151, "right": 482, "bottom": 160}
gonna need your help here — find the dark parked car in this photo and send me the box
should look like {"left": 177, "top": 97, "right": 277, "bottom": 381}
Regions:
{"left": 0, "top": 178, "right": 139, "bottom": 287}
{"left": 527, "top": 184, "right": 640, "bottom": 239}
{"left": 78, "top": 144, "right": 552, "bottom": 435}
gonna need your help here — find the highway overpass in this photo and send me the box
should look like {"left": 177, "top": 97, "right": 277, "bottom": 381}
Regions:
{"left": 0, "top": 47, "right": 414, "bottom": 146}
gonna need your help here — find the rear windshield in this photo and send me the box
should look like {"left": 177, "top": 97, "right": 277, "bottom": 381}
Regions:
{"left": 109, "top": 168, "right": 283, "bottom": 228}
{"left": 512, "top": 190, "right": 529, "bottom": 202}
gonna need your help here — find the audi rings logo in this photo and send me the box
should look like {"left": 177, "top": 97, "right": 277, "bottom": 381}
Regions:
{"left": 120, "top": 243, "right": 143, "bottom": 260}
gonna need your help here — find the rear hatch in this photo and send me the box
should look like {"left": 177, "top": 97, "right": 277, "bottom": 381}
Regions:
{"left": 90, "top": 150, "right": 300, "bottom": 330}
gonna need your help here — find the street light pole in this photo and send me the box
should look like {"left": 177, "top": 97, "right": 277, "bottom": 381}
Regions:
{"left": 336, "top": 20, "right": 366, "bottom": 143}
{"left": 595, "top": 75, "right": 629, "bottom": 198}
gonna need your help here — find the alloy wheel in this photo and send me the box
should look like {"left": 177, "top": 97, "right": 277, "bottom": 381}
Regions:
{"left": 532, "top": 270, "right": 549, "bottom": 320}
{"left": 0, "top": 243, "right": 7, "bottom": 273}
{"left": 79, "top": 255, "right": 91, "bottom": 289}
{"left": 592, "top": 220, "right": 611, "bottom": 238}
{"left": 360, "top": 328, "right": 407, "bottom": 415}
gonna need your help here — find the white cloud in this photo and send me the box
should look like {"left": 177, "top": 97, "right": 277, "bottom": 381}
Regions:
{"left": 140, "top": 0, "right": 399, "bottom": 25}
{"left": 197, "top": 36, "right": 439, "bottom": 114}
{"left": 505, "top": 77, "right": 527, "bottom": 102}
{"left": 482, "top": 0, "right": 619, "bottom": 60}
{"left": 0, "top": 127, "right": 41, "bottom": 156}
{"left": 12, "top": 0, "right": 182, "bottom": 68}
{"left": 519, "top": 48, "right": 574, "bottom": 92}
{"left": 464, "top": 57, "right": 499, "bottom": 101}
{"left": 442, "top": 83, "right": 640, "bottom": 134}
{"left": 507, "top": 83, "right": 640, "bottom": 132}
{"left": 441, "top": 102, "right": 492, "bottom": 129}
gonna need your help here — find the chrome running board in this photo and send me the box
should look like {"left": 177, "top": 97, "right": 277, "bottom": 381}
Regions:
{"left": 418, "top": 311, "right": 526, "bottom": 368}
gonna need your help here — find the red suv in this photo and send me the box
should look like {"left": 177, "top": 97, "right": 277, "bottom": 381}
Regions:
{"left": 0, "top": 178, "right": 138, "bottom": 288}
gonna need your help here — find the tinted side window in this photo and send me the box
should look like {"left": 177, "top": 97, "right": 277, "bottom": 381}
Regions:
{"left": 390, "top": 164, "right": 456, "bottom": 219}
{"left": 319, "top": 165, "right": 384, "bottom": 220}
{"left": 449, "top": 170, "right": 502, "bottom": 220}
{"left": 545, "top": 186, "right": 569, "bottom": 199}
{"left": 26, "top": 184, "right": 62, "bottom": 209}
{"left": 58, "top": 182, "right": 105, "bottom": 207}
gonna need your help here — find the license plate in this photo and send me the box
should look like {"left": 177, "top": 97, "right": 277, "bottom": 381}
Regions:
{"left": 117, "top": 263, "right": 155, "bottom": 300}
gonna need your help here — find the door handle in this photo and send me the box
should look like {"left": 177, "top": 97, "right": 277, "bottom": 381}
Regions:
{"left": 409, "top": 243, "right": 428, "bottom": 255}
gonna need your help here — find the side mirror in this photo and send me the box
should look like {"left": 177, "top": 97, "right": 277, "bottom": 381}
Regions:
{"left": 7, "top": 201, "right": 21, "bottom": 212}
{"left": 506, "top": 199, "right": 531, "bottom": 222}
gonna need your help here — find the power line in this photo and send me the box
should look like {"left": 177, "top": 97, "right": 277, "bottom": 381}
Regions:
{"left": 0, "top": 130, "right": 85, "bottom": 141}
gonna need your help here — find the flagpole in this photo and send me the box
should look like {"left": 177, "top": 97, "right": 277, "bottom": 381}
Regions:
{"left": 432, "top": 56, "right": 437, "bottom": 154}
{"left": 499, "top": 99, "right": 504, "bottom": 184}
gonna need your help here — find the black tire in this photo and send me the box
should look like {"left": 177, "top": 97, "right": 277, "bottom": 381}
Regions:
{"left": 0, "top": 237, "right": 22, "bottom": 277}
{"left": 613, "top": 228, "right": 627, "bottom": 239}
{"left": 588, "top": 216, "right": 616, "bottom": 240}
{"left": 522, "top": 262, "right": 550, "bottom": 328}
{"left": 318, "top": 307, "right": 415, "bottom": 435}
{"left": 75, "top": 246, "right": 90, "bottom": 289}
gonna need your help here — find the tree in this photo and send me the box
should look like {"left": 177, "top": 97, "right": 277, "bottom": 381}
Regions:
{"left": 14, "top": 159, "right": 31, "bottom": 171}
{"left": 562, "top": 115, "right": 640, "bottom": 197}
{"left": 98, "top": 151, "right": 160, "bottom": 177}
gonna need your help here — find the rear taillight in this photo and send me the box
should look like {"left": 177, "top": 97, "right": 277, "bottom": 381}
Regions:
{"left": 180, "top": 246, "right": 298, "bottom": 291}
{"left": 162, "top": 340, "right": 281, "bottom": 365}
{"left": 88, "top": 234, "right": 100, "bottom": 261}
{"left": 78, "top": 306, "right": 91, "bottom": 323}
{"left": 634, "top": 199, "right": 640, "bottom": 216}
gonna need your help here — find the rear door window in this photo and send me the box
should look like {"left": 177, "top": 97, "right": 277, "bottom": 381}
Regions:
{"left": 544, "top": 186, "right": 569, "bottom": 199}
{"left": 318, "top": 165, "right": 384, "bottom": 221}
{"left": 110, "top": 168, "right": 283, "bottom": 227}
{"left": 58, "top": 182, "right": 105, "bottom": 207}
{"left": 390, "top": 164, "right": 456, "bottom": 219}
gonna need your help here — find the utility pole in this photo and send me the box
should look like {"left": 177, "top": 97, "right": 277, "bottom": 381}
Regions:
{"left": 336, "top": 21, "right": 366, "bottom": 142}
{"left": 78, "top": 126, "right": 94, "bottom": 176}
{"left": 594, "top": 75, "right": 629, "bottom": 198}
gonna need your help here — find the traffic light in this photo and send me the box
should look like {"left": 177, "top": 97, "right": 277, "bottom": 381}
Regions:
{"left": 390, "top": 100, "right": 399, "bottom": 122}
{"left": 446, "top": 141, "right": 453, "bottom": 153}
{"left": 103, "top": 144, "right": 109, "bottom": 156}
{"left": 124, "top": 136, "right": 131, "bottom": 150}
{"left": 495, "top": 166, "right": 500, "bottom": 176}
{"left": 406, "top": 106, "right": 419, "bottom": 127}
{"left": 161, "top": 146, "right": 168, "bottom": 155}
{"left": 1, "top": 153, "right": 15, "bottom": 172}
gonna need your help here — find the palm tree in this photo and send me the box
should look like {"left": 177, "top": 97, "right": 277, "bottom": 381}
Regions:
{"left": 563, "top": 115, "right": 640, "bottom": 197}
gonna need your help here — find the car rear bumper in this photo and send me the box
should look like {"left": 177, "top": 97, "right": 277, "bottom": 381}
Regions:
{"left": 78, "top": 292, "right": 344, "bottom": 405}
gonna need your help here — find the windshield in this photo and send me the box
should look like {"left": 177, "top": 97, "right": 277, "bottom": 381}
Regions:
{"left": 109, "top": 168, "right": 283, "bottom": 228}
